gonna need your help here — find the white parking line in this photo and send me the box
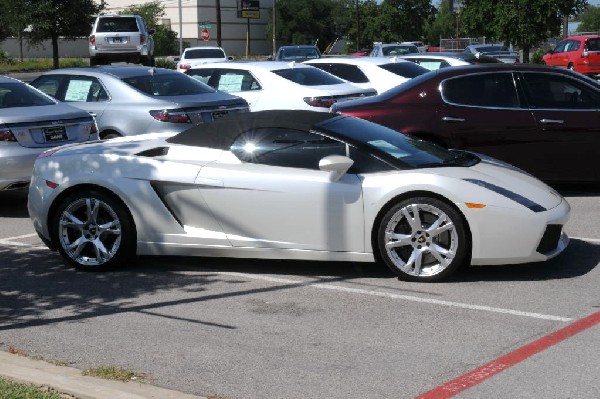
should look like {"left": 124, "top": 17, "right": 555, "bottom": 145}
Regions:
{"left": 572, "top": 236, "right": 600, "bottom": 244}
{"left": 217, "top": 271, "right": 573, "bottom": 322}
{"left": 0, "top": 233, "right": 42, "bottom": 248}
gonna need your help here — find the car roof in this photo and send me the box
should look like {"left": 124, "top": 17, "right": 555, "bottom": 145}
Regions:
{"left": 565, "top": 35, "right": 600, "bottom": 40}
{"left": 184, "top": 46, "right": 224, "bottom": 51}
{"left": 189, "top": 61, "right": 314, "bottom": 71}
{"left": 306, "top": 56, "right": 409, "bottom": 66}
{"left": 167, "top": 110, "right": 338, "bottom": 149}
{"left": 278, "top": 45, "right": 319, "bottom": 49}
{"left": 40, "top": 66, "right": 178, "bottom": 79}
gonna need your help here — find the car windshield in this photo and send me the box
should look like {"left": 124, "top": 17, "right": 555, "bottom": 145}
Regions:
{"left": 184, "top": 49, "right": 225, "bottom": 59}
{"left": 279, "top": 48, "right": 320, "bottom": 60}
{"left": 122, "top": 73, "right": 215, "bottom": 96}
{"left": 378, "top": 62, "right": 429, "bottom": 78}
{"left": 96, "top": 17, "right": 139, "bottom": 33}
{"left": 319, "top": 116, "right": 479, "bottom": 169}
{"left": 0, "top": 82, "right": 56, "bottom": 108}
{"left": 272, "top": 67, "right": 345, "bottom": 86}
{"left": 382, "top": 46, "right": 417, "bottom": 56}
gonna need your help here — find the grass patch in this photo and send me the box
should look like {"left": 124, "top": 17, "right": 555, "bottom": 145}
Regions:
{"left": 0, "top": 58, "right": 88, "bottom": 72}
{"left": 0, "top": 376, "right": 74, "bottom": 399}
{"left": 82, "top": 366, "right": 145, "bottom": 383}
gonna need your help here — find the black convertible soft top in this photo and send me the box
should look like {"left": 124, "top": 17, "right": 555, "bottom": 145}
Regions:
{"left": 166, "top": 110, "right": 339, "bottom": 149}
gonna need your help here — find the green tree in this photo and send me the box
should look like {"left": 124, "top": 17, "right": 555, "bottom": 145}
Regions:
{"left": 577, "top": 4, "right": 600, "bottom": 32}
{"left": 27, "top": 0, "right": 102, "bottom": 69}
{"left": 461, "top": 0, "right": 587, "bottom": 63}
{"left": 120, "top": 0, "right": 182, "bottom": 56}
{"left": 269, "top": 0, "right": 339, "bottom": 52}
{"left": 375, "top": 0, "right": 434, "bottom": 43}
{"left": 423, "top": 0, "right": 456, "bottom": 46}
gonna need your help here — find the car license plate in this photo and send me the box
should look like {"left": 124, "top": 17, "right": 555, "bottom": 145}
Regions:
{"left": 44, "top": 126, "right": 67, "bottom": 142}
{"left": 212, "top": 110, "right": 228, "bottom": 120}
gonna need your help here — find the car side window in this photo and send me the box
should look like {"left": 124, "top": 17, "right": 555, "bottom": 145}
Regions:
{"left": 231, "top": 128, "right": 347, "bottom": 170}
{"left": 31, "top": 76, "right": 65, "bottom": 100}
{"left": 554, "top": 41, "right": 567, "bottom": 53}
{"left": 520, "top": 73, "right": 600, "bottom": 109}
{"left": 442, "top": 73, "right": 520, "bottom": 108}
{"left": 215, "top": 70, "right": 261, "bottom": 92}
{"left": 185, "top": 69, "right": 215, "bottom": 86}
{"left": 63, "top": 77, "right": 108, "bottom": 102}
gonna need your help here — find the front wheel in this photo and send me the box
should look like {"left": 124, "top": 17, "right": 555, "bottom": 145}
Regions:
{"left": 377, "top": 197, "right": 469, "bottom": 282}
{"left": 52, "top": 190, "right": 135, "bottom": 271}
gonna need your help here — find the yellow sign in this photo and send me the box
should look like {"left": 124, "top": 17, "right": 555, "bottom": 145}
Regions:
{"left": 240, "top": 10, "right": 260, "bottom": 19}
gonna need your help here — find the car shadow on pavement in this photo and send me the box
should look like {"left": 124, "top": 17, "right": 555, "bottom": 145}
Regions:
{"left": 0, "top": 190, "right": 29, "bottom": 218}
{"left": 450, "top": 238, "right": 599, "bottom": 282}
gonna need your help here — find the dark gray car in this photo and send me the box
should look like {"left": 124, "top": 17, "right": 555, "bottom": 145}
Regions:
{"left": 31, "top": 66, "right": 249, "bottom": 139}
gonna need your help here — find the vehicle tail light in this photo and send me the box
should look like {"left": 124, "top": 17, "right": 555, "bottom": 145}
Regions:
{"left": 140, "top": 34, "right": 146, "bottom": 45}
{"left": 149, "top": 109, "right": 191, "bottom": 123}
{"left": 90, "top": 122, "right": 98, "bottom": 136}
{"left": 303, "top": 96, "right": 336, "bottom": 108}
{"left": 179, "top": 64, "right": 190, "bottom": 71}
{"left": 0, "top": 128, "right": 17, "bottom": 142}
{"left": 90, "top": 35, "right": 96, "bottom": 46}
{"left": 37, "top": 148, "right": 60, "bottom": 158}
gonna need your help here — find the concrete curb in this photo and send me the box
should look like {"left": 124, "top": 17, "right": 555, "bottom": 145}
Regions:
{"left": 0, "top": 351, "right": 205, "bottom": 399}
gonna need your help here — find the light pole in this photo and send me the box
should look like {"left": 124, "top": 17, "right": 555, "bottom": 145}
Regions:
{"left": 178, "top": 0, "right": 183, "bottom": 55}
{"left": 272, "top": 0, "right": 276, "bottom": 58}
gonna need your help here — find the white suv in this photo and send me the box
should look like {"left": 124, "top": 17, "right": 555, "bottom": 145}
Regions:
{"left": 89, "top": 14, "right": 155, "bottom": 66}
{"left": 176, "top": 47, "right": 231, "bottom": 72}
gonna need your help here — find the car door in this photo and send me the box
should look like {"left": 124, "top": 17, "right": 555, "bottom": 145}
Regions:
{"left": 437, "top": 72, "right": 540, "bottom": 172}
{"left": 195, "top": 128, "right": 365, "bottom": 252}
{"left": 211, "top": 69, "right": 263, "bottom": 111}
{"left": 32, "top": 75, "right": 110, "bottom": 121}
{"left": 518, "top": 71, "right": 600, "bottom": 182}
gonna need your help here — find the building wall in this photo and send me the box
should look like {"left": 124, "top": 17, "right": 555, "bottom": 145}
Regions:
{"left": 100, "top": 0, "right": 274, "bottom": 57}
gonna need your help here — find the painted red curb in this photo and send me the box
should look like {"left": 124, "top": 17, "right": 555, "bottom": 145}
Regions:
{"left": 416, "top": 311, "right": 600, "bottom": 399}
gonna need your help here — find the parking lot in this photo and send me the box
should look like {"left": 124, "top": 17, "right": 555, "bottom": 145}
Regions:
{"left": 0, "top": 187, "right": 599, "bottom": 398}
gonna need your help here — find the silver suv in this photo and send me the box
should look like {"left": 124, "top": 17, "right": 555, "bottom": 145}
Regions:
{"left": 89, "top": 14, "right": 155, "bottom": 66}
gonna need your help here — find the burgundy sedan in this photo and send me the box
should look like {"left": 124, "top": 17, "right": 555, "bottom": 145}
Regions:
{"left": 332, "top": 64, "right": 600, "bottom": 184}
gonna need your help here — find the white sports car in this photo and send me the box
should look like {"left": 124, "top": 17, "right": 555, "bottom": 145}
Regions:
{"left": 28, "top": 111, "right": 570, "bottom": 282}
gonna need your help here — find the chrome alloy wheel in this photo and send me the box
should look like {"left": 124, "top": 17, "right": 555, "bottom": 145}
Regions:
{"left": 384, "top": 203, "right": 458, "bottom": 278}
{"left": 58, "top": 198, "right": 122, "bottom": 266}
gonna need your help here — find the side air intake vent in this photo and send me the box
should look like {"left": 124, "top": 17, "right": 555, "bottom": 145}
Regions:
{"left": 136, "top": 147, "right": 169, "bottom": 157}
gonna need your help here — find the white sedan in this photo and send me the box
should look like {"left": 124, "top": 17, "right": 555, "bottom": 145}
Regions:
{"left": 28, "top": 111, "right": 570, "bottom": 282}
{"left": 184, "top": 61, "right": 376, "bottom": 111}
{"left": 304, "top": 57, "right": 429, "bottom": 94}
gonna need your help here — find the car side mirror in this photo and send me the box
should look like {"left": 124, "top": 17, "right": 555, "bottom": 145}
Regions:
{"left": 319, "top": 155, "right": 354, "bottom": 182}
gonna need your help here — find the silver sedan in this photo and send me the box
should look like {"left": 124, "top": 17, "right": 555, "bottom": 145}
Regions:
{"left": 0, "top": 76, "right": 98, "bottom": 191}
{"left": 30, "top": 66, "right": 249, "bottom": 139}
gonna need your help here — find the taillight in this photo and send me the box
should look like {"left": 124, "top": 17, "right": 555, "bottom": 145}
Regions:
{"left": 0, "top": 128, "right": 17, "bottom": 142}
{"left": 149, "top": 109, "right": 191, "bottom": 123}
{"left": 140, "top": 34, "right": 146, "bottom": 45}
{"left": 303, "top": 97, "right": 336, "bottom": 108}
{"left": 37, "top": 148, "right": 60, "bottom": 158}
{"left": 179, "top": 64, "right": 190, "bottom": 70}
{"left": 90, "top": 35, "right": 96, "bottom": 46}
{"left": 90, "top": 122, "right": 98, "bottom": 136}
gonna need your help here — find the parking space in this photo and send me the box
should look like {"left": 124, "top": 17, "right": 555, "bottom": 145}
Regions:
{"left": 0, "top": 190, "right": 599, "bottom": 398}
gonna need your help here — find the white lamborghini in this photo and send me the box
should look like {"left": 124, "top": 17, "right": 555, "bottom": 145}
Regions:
{"left": 28, "top": 110, "right": 570, "bottom": 282}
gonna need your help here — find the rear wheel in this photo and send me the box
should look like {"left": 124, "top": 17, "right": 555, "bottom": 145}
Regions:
{"left": 89, "top": 57, "right": 98, "bottom": 66}
{"left": 568, "top": 63, "right": 575, "bottom": 71}
{"left": 377, "top": 197, "right": 469, "bottom": 282}
{"left": 52, "top": 190, "right": 135, "bottom": 271}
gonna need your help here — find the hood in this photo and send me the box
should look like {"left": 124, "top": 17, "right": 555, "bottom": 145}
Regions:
{"left": 0, "top": 103, "right": 92, "bottom": 125}
{"left": 429, "top": 155, "right": 563, "bottom": 210}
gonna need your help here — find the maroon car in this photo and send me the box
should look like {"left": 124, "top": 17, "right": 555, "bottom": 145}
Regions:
{"left": 332, "top": 64, "right": 600, "bottom": 184}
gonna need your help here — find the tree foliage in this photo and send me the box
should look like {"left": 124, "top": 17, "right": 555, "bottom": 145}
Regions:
{"left": 577, "top": 5, "right": 600, "bottom": 32}
{"left": 376, "top": 0, "right": 434, "bottom": 42}
{"left": 26, "top": 0, "right": 102, "bottom": 68}
{"left": 423, "top": 0, "right": 457, "bottom": 46}
{"left": 119, "top": 0, "right": 187, "bottom": 56}
{"left": 460, "top": 0, "right": 588, "bottom": 62}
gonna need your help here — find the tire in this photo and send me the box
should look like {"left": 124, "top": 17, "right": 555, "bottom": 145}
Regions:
{"left": 568, "top": 63, "right": 575, "bottom": 71}
{"left": 377, "top": 196, "right": 469, "bottom": 282}
{"left": 52, "top": 190, "right": 135, "bottom": 271}
{"left": 101, "top": 131, "right": 121, "bottom": 140}
{"left": 89, "top": 57, "right": 98, "bottom": 66}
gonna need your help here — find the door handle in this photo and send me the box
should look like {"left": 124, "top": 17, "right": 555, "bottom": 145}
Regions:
{"left": 540, "top": 118, "right": 564, "bottom": 125}
{"left": 442, "top": 116, "right": 465, "bottom": 123}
